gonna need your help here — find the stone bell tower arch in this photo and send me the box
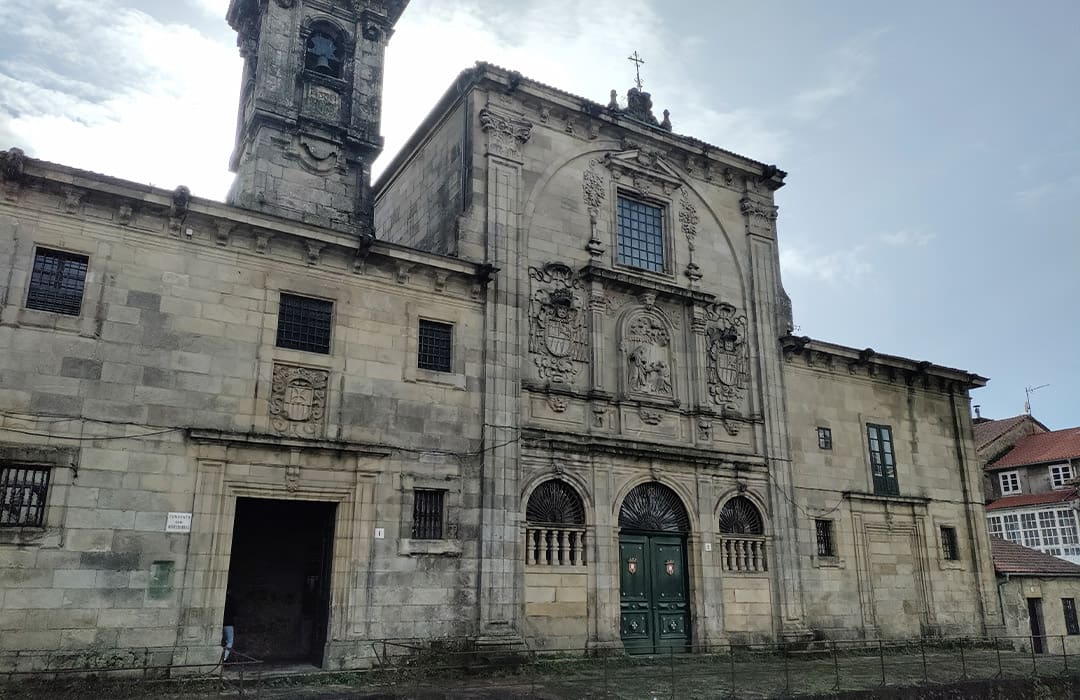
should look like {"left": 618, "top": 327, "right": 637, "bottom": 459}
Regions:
{"left": 225, "top": 0, "right": 409, "bottom": 236}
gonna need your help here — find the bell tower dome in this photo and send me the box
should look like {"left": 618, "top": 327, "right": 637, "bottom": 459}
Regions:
{"left": 225, "top": 0, "right": 409, "bottom": 236}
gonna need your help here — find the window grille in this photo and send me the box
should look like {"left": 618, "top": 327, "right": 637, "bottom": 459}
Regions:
{"left": 411, "top": 489, "right": 444, "bottom": 540}
{"left": 0, "top": 466, "right": 50, "bottom": 527}
{"left": 817, "top": 427, "right": 832, "bottom": 450}
{"left": 616, "top": 196, "right": 665, "bottom": 272}
{"left": 276, "top": 293, "right": 333, "bottom": 354}
{"left": 940, "top": 526, "right": 960, "bottom": 560}
{"left": 867, "top": 424, "right": 899, "bottom": 495}
{"left": 26, "top": 248, "right": 89, "bottom": 316}
{"left": 815, "top": 519, "right": 835, "bottom": 557}
{"left": 1064, "top": 598, "right": 1080, "bottom": 636}
{"left": 417, "top": 320, "right": 453, "bottom": 372}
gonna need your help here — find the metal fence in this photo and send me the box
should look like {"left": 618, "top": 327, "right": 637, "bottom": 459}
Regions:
{"left": 0, "top": 650, "right": 263, "bottom": 699}
{"left": 1, "top": 636, "right": 1078, "bottom": 699}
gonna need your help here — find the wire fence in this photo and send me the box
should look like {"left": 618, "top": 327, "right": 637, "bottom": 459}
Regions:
{"left": 1, "top": 636, "right": 1078, "bottom": 699}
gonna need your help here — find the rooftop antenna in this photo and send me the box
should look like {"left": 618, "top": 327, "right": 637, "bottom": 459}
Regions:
{"left": 627, "top": 51, "right": 645, "bottom": 90}
{"left": 1024, "top": 384, "right": 1049, "bottom": 415}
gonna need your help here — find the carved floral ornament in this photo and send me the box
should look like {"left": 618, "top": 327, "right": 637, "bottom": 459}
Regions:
{"left": 528, "top": 263, "right": 587, "bottom": 384}
{"left": 478, "top": 106, "right": 533, "bottom": 159}
{"left": 270, "top": 364, "right": 329, "bottom": 436}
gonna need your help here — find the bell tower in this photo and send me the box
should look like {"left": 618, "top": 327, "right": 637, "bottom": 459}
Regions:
{"left": 226, "top": 0, "right": 409, "bottom": 236}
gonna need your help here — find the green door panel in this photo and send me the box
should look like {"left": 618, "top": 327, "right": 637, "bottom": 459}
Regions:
{"left": 619, "top": 534, "right": 690, "bottom": 653}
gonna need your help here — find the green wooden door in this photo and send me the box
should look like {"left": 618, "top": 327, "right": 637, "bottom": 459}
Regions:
{"left": 619, "top": 534, "right": 690, "bottom": 653}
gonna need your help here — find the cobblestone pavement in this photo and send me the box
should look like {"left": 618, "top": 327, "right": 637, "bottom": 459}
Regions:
{"left": 2, "top": 647, "right": 1075, "bottom": 699}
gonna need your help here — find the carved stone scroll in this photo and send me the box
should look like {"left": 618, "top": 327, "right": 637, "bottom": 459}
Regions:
{"left": 478, "top": 106, "right": 533, "bottom": 160}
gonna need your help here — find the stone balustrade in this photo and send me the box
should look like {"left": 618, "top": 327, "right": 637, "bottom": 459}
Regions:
{"left": 526, "top": 526, "right": 586, "bottom": 566}
{"left": 720, "top": 535, "right": 767, "bottom": 572}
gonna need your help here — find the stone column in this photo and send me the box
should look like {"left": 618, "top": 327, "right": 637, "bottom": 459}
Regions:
{"left": 741, "top": 190, "right": 807, "bottom": 639}
{"left": 476, "top": 104, "right": 532, "bottom": 640}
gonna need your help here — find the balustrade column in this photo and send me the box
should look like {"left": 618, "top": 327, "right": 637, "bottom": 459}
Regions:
{"left": 527, "top": 529, "right": 536, "bottom": 565}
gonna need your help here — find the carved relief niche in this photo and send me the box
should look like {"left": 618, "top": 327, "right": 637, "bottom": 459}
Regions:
{"left": 528, "top": 263, "right": 587, "bottom": 384}
{"left": 269, "top": 363, "right": 329, "bottom": 437}
{"left": 704, "top": 302, "right": 750, "bottom": 409}
{"left": 619, "top": 307, "right": 676, "bottom": 403}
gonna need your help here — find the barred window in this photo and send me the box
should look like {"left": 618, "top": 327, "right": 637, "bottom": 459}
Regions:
{"left": 276, "top": 293, "right": 333, "bottom": 354}
{"left": 411, "top": 489, "right": 445, "bottom": 540}
{"left": 26, "top": 248, "right": 89, "bottom": 316}
{"left": 417, "top": 320, "right": 453, "bottom": 373}
{"left": 940, "top": 526, "right": 960, "bottom": 560}
{"left": 815, "top": 519, "right": 835, "bottom": 557}
{"left": 817, "top": 427, "right": 832, "bottom": 450}
{"left": 616, "top": 195, "right": 665, "bottom": 273}
{"left": 0, "top": 466, "right": 50, "bottom": 527}
{"left": 1064, "top": 598, "right": 1079, "bottom": 636}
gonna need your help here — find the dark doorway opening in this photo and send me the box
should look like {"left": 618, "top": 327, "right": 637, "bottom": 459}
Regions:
{"left": 226, "top": 498, "right": 336, "bottom": 665}
{"left": 1027, "top": 597, "right": 1046, "bottom": 654}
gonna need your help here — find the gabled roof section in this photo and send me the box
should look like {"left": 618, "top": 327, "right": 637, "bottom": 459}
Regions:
{"left": 991, "top": 537, "right": 1080, "bottom": 576}
{"left": 985, "top": 488, "right": 1077, "bottom": 511}
{"left": 990, "top": 427, "right": 1080, "bottom": 470}
{"left": 374, "top": 62, "right": 785, "bottom": 195}
{"left": 974, "top": 414, "right": 1049, "bottom": 451}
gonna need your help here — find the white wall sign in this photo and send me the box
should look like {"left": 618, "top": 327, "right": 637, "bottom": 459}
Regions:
{"left": 374, "top": 527, "right": 385, "bottom": 539}
{"left": 166, "top": 512, "right": 192, "bottom": 533}
{"left": 704, "top": 542, "right": 713, "bottom": 552}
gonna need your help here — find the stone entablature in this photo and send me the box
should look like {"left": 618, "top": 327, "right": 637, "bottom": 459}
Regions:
{"left": 781, "top": 335, "right": 987, "bottom": 396}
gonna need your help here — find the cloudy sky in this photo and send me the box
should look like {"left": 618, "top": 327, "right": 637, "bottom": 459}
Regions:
{"left": 2, "top": 0, "right": 1078, "bottom": 428}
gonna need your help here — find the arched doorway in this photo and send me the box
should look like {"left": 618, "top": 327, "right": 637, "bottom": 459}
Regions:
{"left": 618, "top": 482, "right": 691, "bottom": 654}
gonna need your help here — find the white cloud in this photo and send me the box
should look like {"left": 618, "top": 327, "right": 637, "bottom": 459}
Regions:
{"left": 779, "top": 245, "right": 873, "bottom": 284}
{"left": 790, "top": 29, "right": 885, "bottom": 121}
{"left": 1015, "top": 174, "right": 1080, "bottom": 207}
{"left": 880, "top": 229, "right": 933, "bottom": 247}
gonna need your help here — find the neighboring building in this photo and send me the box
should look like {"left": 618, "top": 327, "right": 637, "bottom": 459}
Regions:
{"left": 984, "top": 427, "right": 1080, "bottom": 564}
{"left": 991, "top": 537, "right": 1080, "bottom": 653}
{"left": 0, "top": 0, "right": 1004, "bottom": 671}
{"left": 974, "top": 413, "right": 1049, "bottom": 466}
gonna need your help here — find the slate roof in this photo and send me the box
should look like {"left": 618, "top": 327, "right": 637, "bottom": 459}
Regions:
{"left": 989, "top": 427, "right": 1080, "bottom": 470}
{"left": 990, "top": 537, "right": 1080, "bottom": 576}
{"left": 984, "top": 488, "right": 1078, "bottom": 511}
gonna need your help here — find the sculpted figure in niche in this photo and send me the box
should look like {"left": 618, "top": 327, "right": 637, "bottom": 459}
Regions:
{"left": 623, "top": 314, "right": 673, "bottom": 398}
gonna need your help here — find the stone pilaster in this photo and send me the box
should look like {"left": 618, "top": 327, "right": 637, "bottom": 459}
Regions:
{"left": 741, "top": 191, "right": 808, "bottom": 637}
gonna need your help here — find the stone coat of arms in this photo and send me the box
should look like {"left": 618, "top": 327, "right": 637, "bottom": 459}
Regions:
{"left": 270, "top": 364, "right": 329, "bottom": 436}
{"left": 528, "top": 263, "right": 587, "bottom": 383}
{"left": 704, "top": 303, "right": 749, "bottom": 406}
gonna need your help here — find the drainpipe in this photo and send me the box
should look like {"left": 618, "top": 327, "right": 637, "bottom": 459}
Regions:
{"left": 997, "top": 573, "right": 1011, "bottom": 633}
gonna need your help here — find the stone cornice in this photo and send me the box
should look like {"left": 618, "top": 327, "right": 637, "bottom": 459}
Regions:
{"left": 780, "top": 335, "right": 987, "bottom": 392}
{"left": 579, "top": 264, "right": 715, "bottom": 305}
{"left": 1, "top": 152, "right": 484, "bottom": 287}
{"left": 521, "top": 427, "right": 766, "bottom": 469}
{"left": 188, "top": 429, "right": 393, "bottom": 456}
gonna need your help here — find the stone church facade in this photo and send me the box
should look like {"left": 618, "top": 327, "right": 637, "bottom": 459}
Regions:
{"left": 0, "top": 0, "right": 1001, "bottom": 670}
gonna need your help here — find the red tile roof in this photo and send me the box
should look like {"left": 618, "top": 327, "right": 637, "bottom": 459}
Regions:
{"left": 990, "top": 537, "right": 1080, "bottom": 576}
{"left": 985, "top": 488, "right": 1078, "bottom": 511}
{"left": 989, "top": 427, "right": 1080, "bottom": 470}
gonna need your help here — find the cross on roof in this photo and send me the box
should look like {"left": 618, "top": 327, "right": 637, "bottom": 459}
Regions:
{"left": 627, "top": 51, "right": 645, "bottom": 90}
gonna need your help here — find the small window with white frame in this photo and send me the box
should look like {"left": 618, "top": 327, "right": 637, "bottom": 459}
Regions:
{"left": 1050, "top": 464, "right": 1074, "bottom": 489}
{"left": 998, "top": 471, "right": 1021, "bottom": 495}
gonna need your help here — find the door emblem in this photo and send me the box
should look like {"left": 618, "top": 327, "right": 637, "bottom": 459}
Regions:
{"left": 665, "top": 559, "right": 676, "bottom": 576}
{"left": 627, "top": 557, "right": 638, "bottom": 575}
